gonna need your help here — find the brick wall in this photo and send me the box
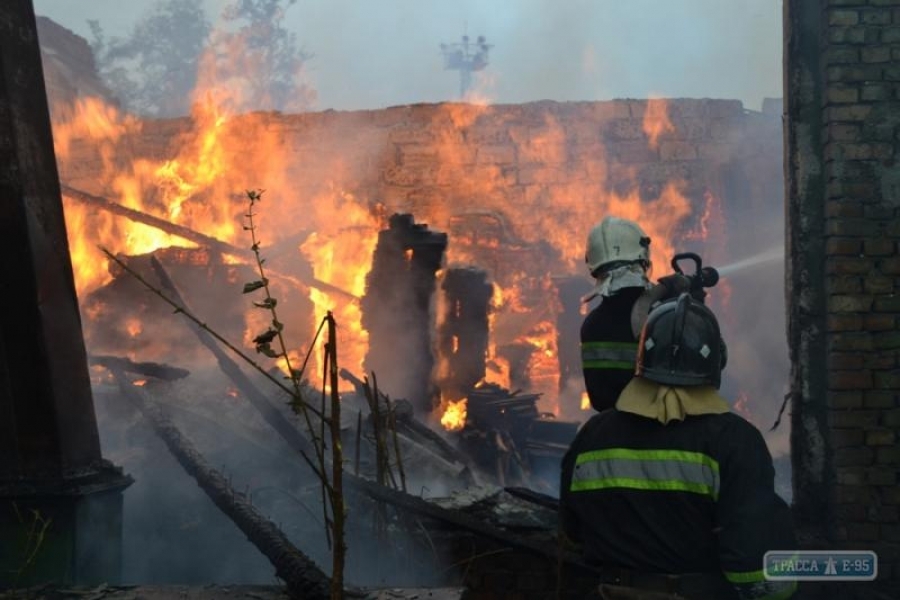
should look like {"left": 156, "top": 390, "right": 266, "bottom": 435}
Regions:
{"left": 786, "top": 0, "right": 900, "bottom": 597}
{"left": 56, "top": 97, "right": 785, "bottom": 418}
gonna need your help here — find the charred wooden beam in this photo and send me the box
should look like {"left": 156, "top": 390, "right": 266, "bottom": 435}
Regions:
{"left": 104, "top": 364, "right": 330, "bottom": 600}
{"left": 503, "top": 486, "right": 560, "bottom": 511}
{"left": 361, "top": 214, "right": 447, "bottom": 414}
{"left": 465, "top": 384, "right": 541, "bottom": 429}
{"left": 437, "top": 267, "right": 492, "bottom": 400}
{"left": 347, "top": 475, "right": 597, "bottom": 577}
{"left": 88, "top": 355, "right": 190, "bottom": 381}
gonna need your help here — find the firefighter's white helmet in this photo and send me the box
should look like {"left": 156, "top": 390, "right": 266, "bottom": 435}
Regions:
{"left": 585, "top": 216, "right": 651, "bottom": 276}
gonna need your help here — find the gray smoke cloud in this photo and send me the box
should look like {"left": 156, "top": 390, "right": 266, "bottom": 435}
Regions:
{"left": 34, "top": 0, "right": 782, "bottom": 112}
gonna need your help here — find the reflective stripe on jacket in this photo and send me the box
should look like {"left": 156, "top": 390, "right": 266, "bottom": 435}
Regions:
{"left": 581, "top": 287, "right": 644, "bottom": 412}
{"left": 560, "top": 409, "right": 796, "bottom": 600}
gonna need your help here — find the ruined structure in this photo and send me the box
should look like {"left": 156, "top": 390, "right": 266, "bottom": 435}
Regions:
{"left": 30, "top": 8, "right": 900, "bottom": 597}
{"left": 362, "top": 214, "right": 448, "bottom": 413}
{"left": 437, "top": 267, "right": 493, "bottom": 400}
{"left": 786, "top": 1, "right": 900, "bottom": 597}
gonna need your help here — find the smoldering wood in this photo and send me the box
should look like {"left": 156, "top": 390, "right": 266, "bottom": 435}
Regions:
{"left": 503, "top": 486, "right": 561, "bottom": 511}
{"left": 347, "top": 476, "right": 598, "bottom": 577}
{"left": 103, "top": 363, "right": 331, "bottom": 600}
{"left": 89, "top": 355, "right": 190, "bottom": 381}
{"left": 457, "top": 383, "right": 579, "bottom": 486}
{"left": 340, "top": 368, "right": 479, "bottom": 485}
{"left": 361, "top": 214, "right": 447, "bottom": 414}
{"left": 437, "top": 267, "right": 492, "bottom": 400}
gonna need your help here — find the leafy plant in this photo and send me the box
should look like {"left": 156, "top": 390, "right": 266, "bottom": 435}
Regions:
{"left": 99, "top": 188, "right": 345, "bottom": 598}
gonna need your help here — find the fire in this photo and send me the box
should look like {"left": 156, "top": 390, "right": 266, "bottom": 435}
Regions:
{"left": 298, "top": 191, "right": 379, "bottom": 384}
{"left": 440, "top": 398, "right": 467, "bottom": 432}
{"left": 125, "top": 318, "right": 143, "bottom": 338}
{"left": 642, "top": 97, "right": 675, "bottom": 150}
{"left": 133, "top": 379, "right": 147, "bottom": 387}
{"left": 580, "top": 392, "right": 591, "bottom": 411}
{"left": 53, "top": 79, "right": 709, "bottom": 420}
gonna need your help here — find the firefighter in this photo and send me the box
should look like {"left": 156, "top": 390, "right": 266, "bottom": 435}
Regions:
{"left": 561, "top": 294, "right": 796, "bottom": 600}
{"left": 581, "top": 216, "right": 689, "bottom": 413}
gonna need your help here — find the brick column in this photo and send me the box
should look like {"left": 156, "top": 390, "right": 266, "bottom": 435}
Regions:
{"left": 786, "top": 0, "right": 900, "bottom": 596}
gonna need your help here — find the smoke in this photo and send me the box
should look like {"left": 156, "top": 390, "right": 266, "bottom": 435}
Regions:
{"left": 35, "top": 0, "right": 782, "bottom": 111}
{"left": 36, "top": 0, "right": 791, "bottom": 578}
{"left": 92, "top": 367, "right": 458, "bottom": 586}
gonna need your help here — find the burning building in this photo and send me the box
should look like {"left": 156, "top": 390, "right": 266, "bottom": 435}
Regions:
{"left": 50, "top": 92, "right": 786, "bottom": 428}
{"left": 22, "top": 11, "right": 809, "bottom": 596}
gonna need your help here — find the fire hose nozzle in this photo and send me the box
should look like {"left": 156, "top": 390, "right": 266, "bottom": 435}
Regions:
{"left": 698, "top": 266, "right": 719, "bottom": 288}
{"left": 671, "top": 252, "right": 719, "bottom": 290}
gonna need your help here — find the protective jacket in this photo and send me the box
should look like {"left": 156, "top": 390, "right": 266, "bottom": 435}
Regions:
{"left": 560, "top": 397, "right": 796, "bottom": 600}
{"left": 580, "top": 287, "right": 644, "bottom": 412}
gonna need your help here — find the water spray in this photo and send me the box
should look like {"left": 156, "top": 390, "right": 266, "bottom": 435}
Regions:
{"left": 715, "top": 246, "right": 784, "bottom": 277}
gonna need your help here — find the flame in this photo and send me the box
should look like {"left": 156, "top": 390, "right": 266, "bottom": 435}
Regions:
{"left": 299, "top": 191, "right": 379, "bottom": 385}
{"left": 125, "top": 318, "right": 143, "bottom": 338}
{"left": 440, "top": 398, "right": 467, "bottom": 431}
{"left": 53, "top": 88, "right": 708, "bottom": 414}
{"left": 580, "top": 392, "right": 591, "bottom": 411}
{"left": 642, "top": 97, "right": 675, "bottom": 150}
{"left": 133, "top": 379, "right": 147, "bottom": 387}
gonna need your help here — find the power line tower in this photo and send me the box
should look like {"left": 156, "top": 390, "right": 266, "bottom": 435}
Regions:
{"left": 440, "top": 33, "right": 492, "bottom": 99}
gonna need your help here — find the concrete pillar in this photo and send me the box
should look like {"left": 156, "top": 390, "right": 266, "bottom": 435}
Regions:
{"left": 0, "top": 0, "right": 131, "bottom": 587}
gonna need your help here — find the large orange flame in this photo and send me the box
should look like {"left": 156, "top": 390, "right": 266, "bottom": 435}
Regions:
{"left": 53, "top": 90, "right": 706, "bottom": 415}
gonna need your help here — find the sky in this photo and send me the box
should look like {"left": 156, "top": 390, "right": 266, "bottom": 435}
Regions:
{"left": 33, "top": 0, "right": 783, "bottom": 112}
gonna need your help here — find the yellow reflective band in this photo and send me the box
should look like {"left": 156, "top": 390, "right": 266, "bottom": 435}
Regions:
{"left": 575, "top": 448, "right": 720, "bottom": 473}
{"left": 570, "top": 477, "right": 715, "bottom": 496}
{"left": 571, "top": 448, "right": 721, "bottom": 499}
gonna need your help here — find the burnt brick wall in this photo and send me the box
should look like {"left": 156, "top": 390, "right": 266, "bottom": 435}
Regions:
{"left": 786, "top": 0, "right": 900, "bottom": 597}
{"left": 57, "top": 98, "right": 777, "bottom": 235}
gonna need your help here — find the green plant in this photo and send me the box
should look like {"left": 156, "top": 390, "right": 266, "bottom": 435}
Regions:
{"left": 243, "top": 189, "right": 345, "bottom": 598}
{"left": 99, "top": 188, "right": 346, "bottom": 599}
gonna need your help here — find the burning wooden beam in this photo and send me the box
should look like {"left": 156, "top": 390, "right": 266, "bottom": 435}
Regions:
{"left": 61, "top": 184, "right": 249, "bottom": 258}
{"left": 89, "top": 354, "right": 190, "bottom": 381}
{"left": 61, "top": 184, "right": 357, "bottom": 301}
